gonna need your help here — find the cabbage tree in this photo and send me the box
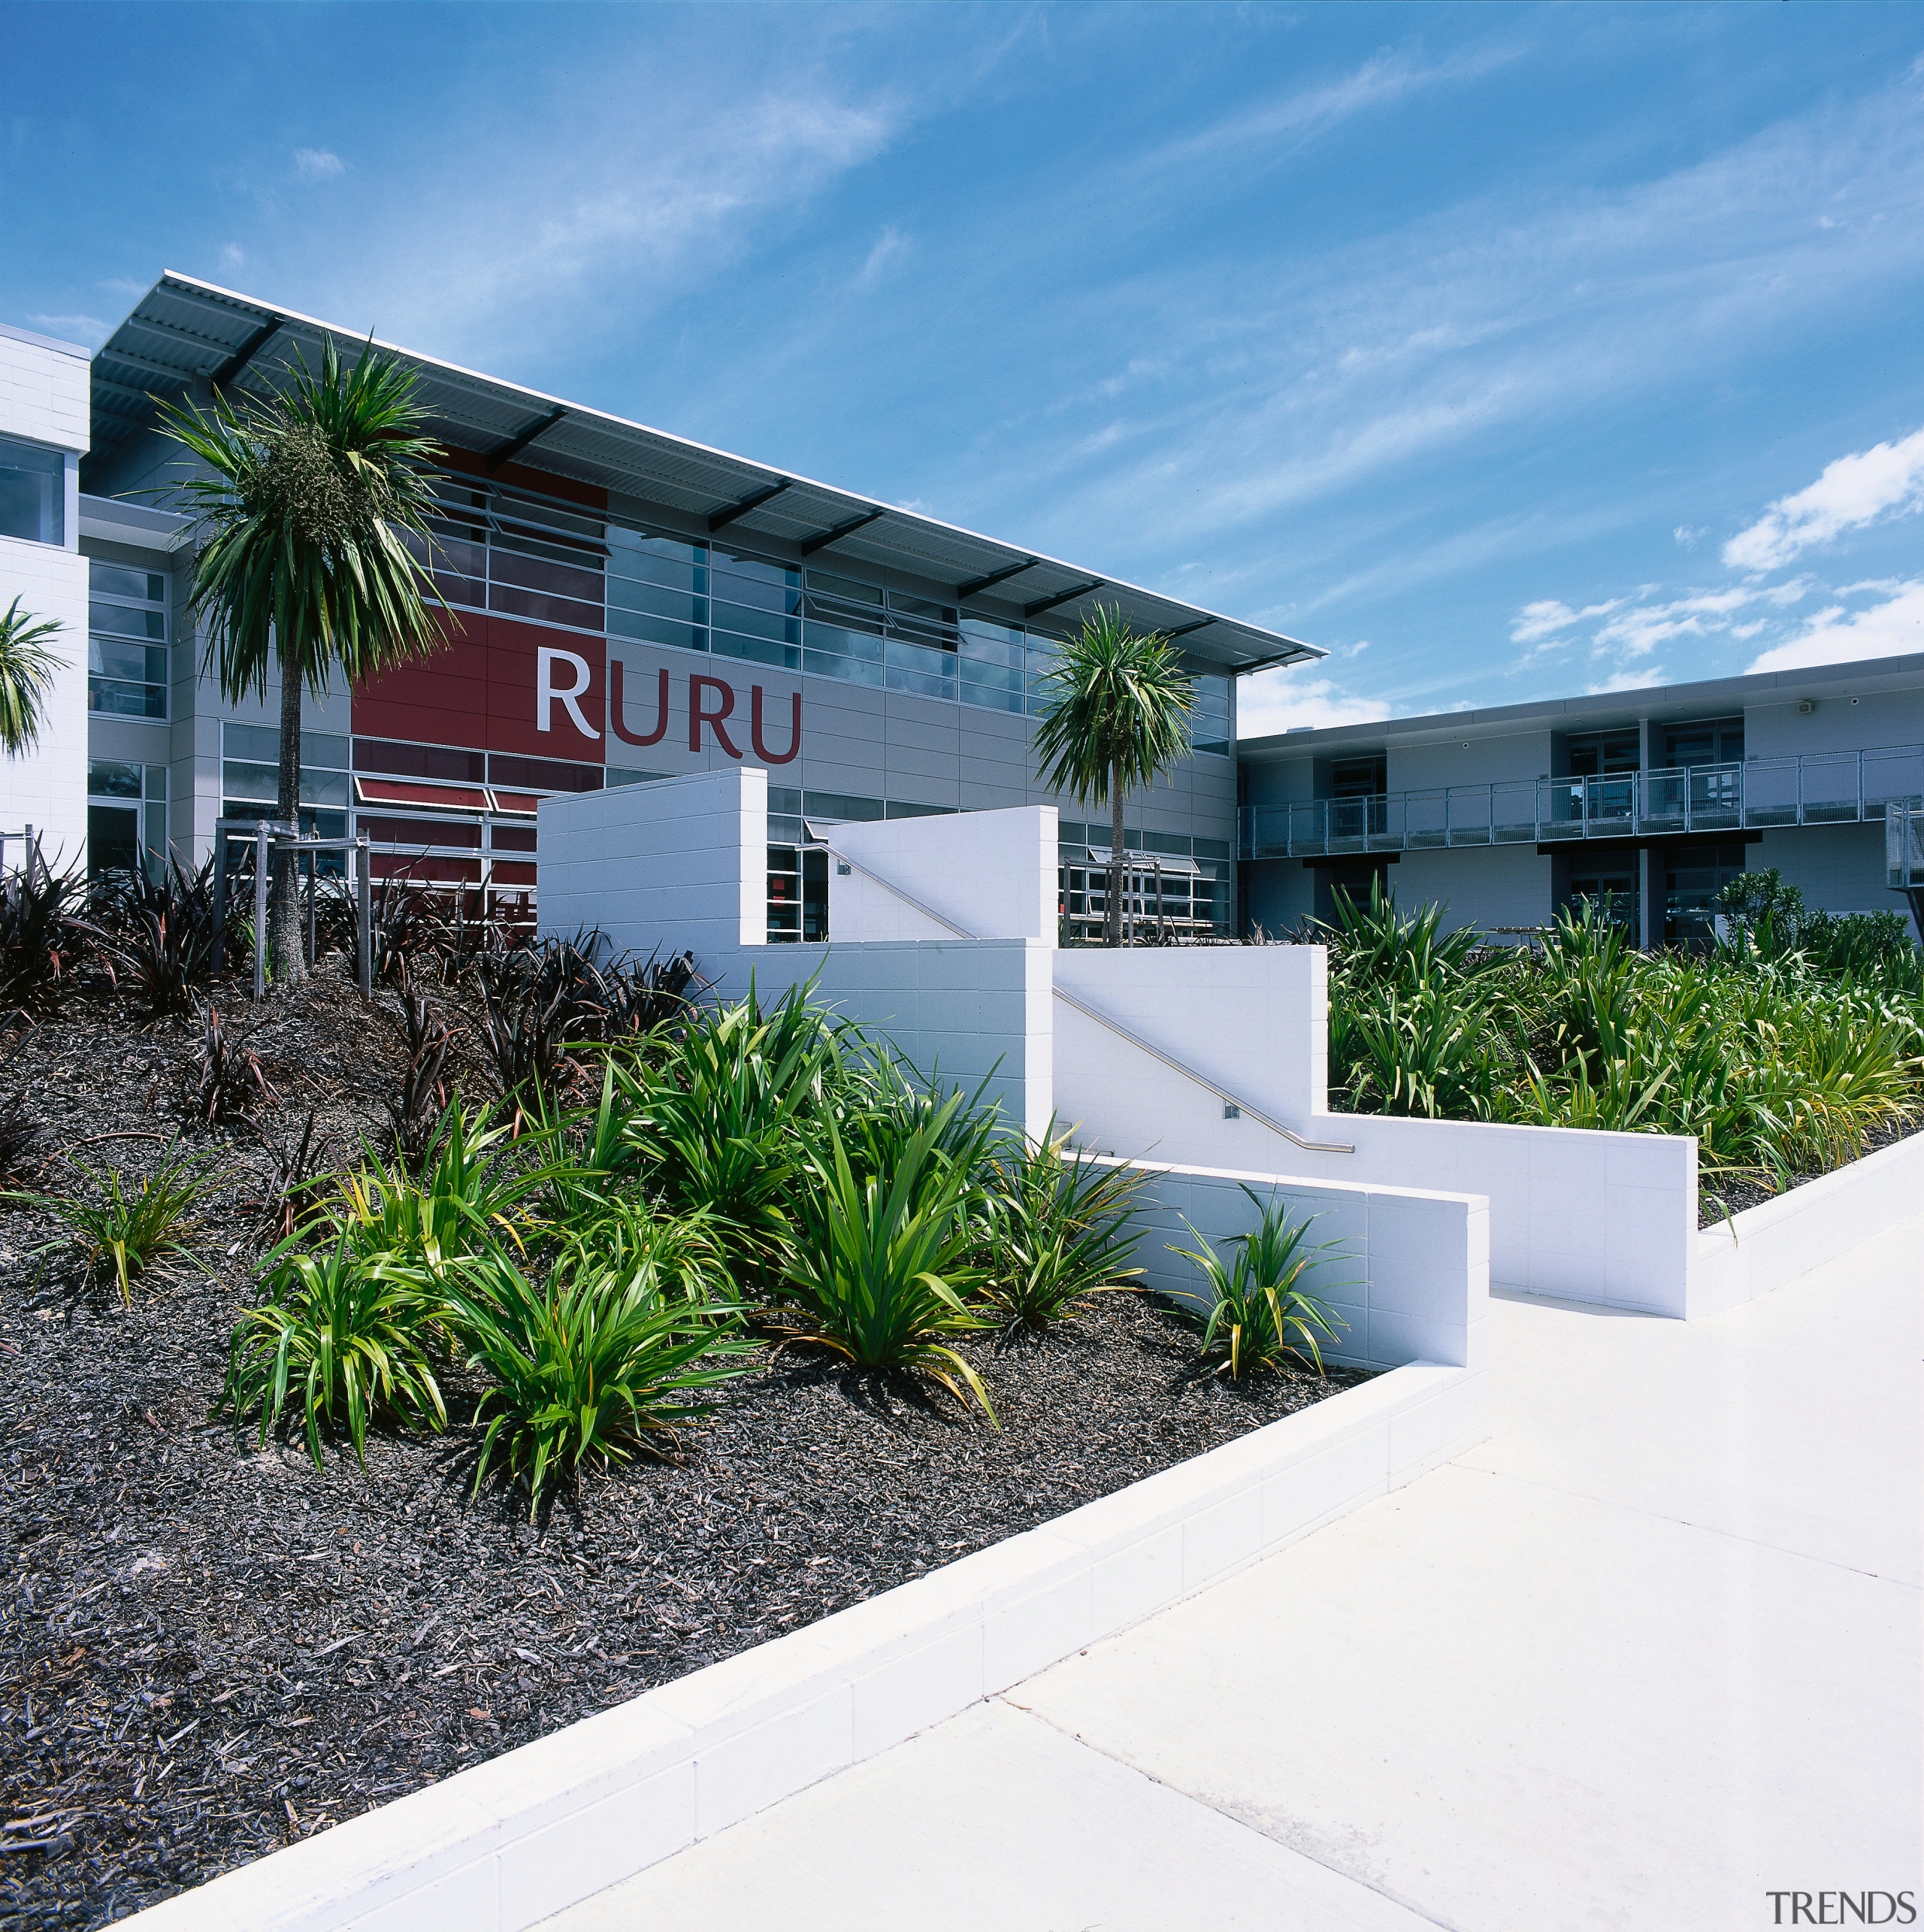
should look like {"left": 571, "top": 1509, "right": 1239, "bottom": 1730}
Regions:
{"left": 156, "top": 338, "right": 450, "bottom": 984}
{"left": 1032, "top": 606, "right": 1195, "bottom": 945}
{"left": 0, "top": 598, "right": 64, "bottom": 756}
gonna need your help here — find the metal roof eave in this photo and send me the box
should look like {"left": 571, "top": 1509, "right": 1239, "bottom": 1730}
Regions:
{"left": 86, "top": 272, "right": 1324, "bottom": 678}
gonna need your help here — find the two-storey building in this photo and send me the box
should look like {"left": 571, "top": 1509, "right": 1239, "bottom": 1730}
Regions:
{"left": 1239, "top": 655, "right": 1924, "bottom": 943}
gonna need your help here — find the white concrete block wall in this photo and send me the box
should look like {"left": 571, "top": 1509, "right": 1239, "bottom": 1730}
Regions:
{"left": 1051, "top": 943, "right": 1697, "bottom": 1316}
{"left": 826, "top": 805, "right": 1056, "bottom": 942}
{"left": 0, "top": 325, "right": 91, "bottom": 870}
{"left": 688, "top": 937, "right": 1054, "bottom": 1146}
{"left": 1107, "top": 1158, "right": 1489, "bottom": 1376}
{"left": 0, "top": 323, "right": 89, "bottom": 453}
{"left": 538, "top": 766, "right": 766, "bottom": 958}
{"left": 1053, "top": 945, "right": 1325, "bottom": 1125}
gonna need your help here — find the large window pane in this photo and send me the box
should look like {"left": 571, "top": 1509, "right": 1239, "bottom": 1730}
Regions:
{"left": 88, "top": 638, "right": 166, "bottom": 683}
{"left": 89, "top": 680, "right": 166, "bottom": 719}
{"left": 712, "top": 599, "right": 800, "bottom": 647}
{"left": 89, "top": 565, "right": 163, "bottom": 603}
{"left": 607, "top": 577, "right": 706, "bottom": 626}
{"left": 607, "top": 607, "right": 708, "bottom": 653}
{"left": 87, "top": 760, "right": 143, "bottom": 798}
{"left": 0, "top": 437, "right": 63, "bottom": 546}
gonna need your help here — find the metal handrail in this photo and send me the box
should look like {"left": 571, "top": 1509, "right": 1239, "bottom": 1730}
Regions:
{"left": 1239, "top": 744, "right": 1924, "bottom": 861}
{"left": 814, "top": 840, "right": 1354, "bottom": 1155}
{"left": 1049, "top": 983, "right": 1354, "bottom": 1154}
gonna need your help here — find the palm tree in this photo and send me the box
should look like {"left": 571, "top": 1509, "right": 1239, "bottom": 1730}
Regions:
{"left": 156, "top": 337, "right": 451, "bottom": 985}
{"left": 0, "top": 598, "right": 65, "bottom": 756}
{"left": 1032, "top": 605, "right": 1195, "bottom": 946}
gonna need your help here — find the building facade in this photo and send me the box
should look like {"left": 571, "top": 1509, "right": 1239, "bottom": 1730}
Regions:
{"left": 59, "top": 273, "right": 1317, "bottom": 940}
{"left": 1239, "top": 654, "right": 1924, "bottom": 943}
{"left": 0, "top": 322, "right": 91, "bottom": 863}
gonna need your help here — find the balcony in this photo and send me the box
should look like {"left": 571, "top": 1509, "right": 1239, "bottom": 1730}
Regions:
{"left": 1239, "top": 746, "right": 1924, "bottom": 861}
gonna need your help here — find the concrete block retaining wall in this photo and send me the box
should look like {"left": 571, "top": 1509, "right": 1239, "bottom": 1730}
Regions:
{"left": 1098, "top": 1158, "right": 1489, "bottom": 1378}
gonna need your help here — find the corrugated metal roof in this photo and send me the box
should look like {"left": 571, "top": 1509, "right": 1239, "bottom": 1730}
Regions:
{"left": 86, "top": 272, "right": 1321, "bottom": 675}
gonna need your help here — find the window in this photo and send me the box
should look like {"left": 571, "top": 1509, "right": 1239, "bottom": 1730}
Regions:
{"left": 87, "top": 760, "right": 167, "bottom": 878}
{"left": 1565, "top": 729, "right": 1640, "bottom": 777}
{"left": 87, "top": 561, "right": 168, "bottom": 718}
{"left": 221, "top": 722, "right": 350, "bottom": 843}
{"left": 0, "top": 437, "right": 65, "bottom": 547}
{"left": 1193, "top": 676, "right": 1232, "bottom": 756}
{"left": 1664, "top": 843, "right": 1748, "bottom": 943}
{"left": 1662, "top": 718, "right": 1744, "bottom": 769}
{"left": 1566, "top": 869, "right": 1638, "bottom": 934}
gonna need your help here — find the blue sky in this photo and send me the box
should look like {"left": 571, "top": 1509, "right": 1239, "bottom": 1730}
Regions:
{"left": 5, "top": 3, "right": 1922, "bottom": 732}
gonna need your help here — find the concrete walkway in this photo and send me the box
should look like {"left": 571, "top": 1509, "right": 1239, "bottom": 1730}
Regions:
{"left": 543, "top": 1222, "right": 1923, "bottom": 1932}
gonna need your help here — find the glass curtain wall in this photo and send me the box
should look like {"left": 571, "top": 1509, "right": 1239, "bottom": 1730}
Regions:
{"left": 414, "top": 476, "right": 1233, "bottom": 737}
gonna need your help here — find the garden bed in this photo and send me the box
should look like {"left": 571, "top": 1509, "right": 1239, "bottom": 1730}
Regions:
{"left": 0, "top": 972, "right": 1363, "bottom": 1930}
{"left": 1694, "top": 1111, "right": 1924, "bottom": 1228}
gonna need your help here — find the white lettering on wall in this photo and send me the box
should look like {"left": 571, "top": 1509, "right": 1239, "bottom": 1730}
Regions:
{"left": 537, "top": 647, "right": 600, "bottom": 740}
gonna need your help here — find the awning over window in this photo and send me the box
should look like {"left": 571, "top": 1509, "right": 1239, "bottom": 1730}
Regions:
{"left": 355, "top": 777, "right": 492, "bottom": 814}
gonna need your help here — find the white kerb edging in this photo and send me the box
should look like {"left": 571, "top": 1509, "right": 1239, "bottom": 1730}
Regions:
{"left": 123, "top": 1362, "right": 1485, "bottom": 1932}
{"left": 1689, "top": 1125, "right": 1924, "bottom": 1318}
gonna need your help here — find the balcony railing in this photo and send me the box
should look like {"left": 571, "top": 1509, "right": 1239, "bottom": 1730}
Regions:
{"left": 1239, "top": 746, "right": 1924, "bottom": 861}
{"left": 1889, "top": 801, "right": 1924, "bottom": 889}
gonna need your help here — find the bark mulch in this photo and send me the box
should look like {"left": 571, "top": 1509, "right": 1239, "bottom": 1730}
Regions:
{"left": 0, "top": 969, "right": 1365, "bottom": 1930}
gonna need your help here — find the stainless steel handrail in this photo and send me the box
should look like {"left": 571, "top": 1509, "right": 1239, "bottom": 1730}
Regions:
{"left": 814, "top": 840, "right": 1355, "bottom": 1155}
{"left": 1049, "top": 983, "right": 1355, "bottom": 1154}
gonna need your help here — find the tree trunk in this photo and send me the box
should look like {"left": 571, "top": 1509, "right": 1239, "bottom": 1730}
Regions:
{"left": 268, "top": 665, "right": 308, "bottom": 987}
{"left": 1106, "top": 762, "right": 1126, "bottom": 947}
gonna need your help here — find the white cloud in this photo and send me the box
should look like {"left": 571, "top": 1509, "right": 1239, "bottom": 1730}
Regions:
{"left": 1510, "top": 596, "right": 1623, "bottom": 647}
{"left": 1236, "top": 668, "right": 1391, "bottom": 736}
{"left": 1723, "top": 425, "right": 1924, "bottom": 571}
{"left": 1674, "top": 525, "right": 1704, "bottom": 550}
{"left": 856, "top": 226, "right": 909, "bottom": 288}
{"left": 27, "top": 312, "right": 108, "bottom": 347}
{"left": 294, "top": 147, "right": 347, "bottom": 180}
{"left": 1747, "top": 578, "right": 1924, "bottom": 672}
{"left": 1588, "top": 667, "right": 1667, "bottom": 694}
{"left": 219, "top": 243, "right": 245, "bottom": 271}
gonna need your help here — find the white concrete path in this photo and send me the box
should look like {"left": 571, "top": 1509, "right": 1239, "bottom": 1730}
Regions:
{"left": 543, "top": 1221, "right": 1923, "bottom": 1932}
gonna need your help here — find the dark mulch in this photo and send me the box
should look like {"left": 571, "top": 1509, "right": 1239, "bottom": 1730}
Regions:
{"left": 1696, "top": 1110, "right": 1923, "bottom": 1228}
{"left": 0, "top": 967, "right": 1363, "bottom": 1930}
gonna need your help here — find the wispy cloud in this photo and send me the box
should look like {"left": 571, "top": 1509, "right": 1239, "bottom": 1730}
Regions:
{"left": 856, "top": 225, "right": 910, "bottom": 289}
{"left": 1147, "top": 41, "right": 1526, "bottom": 174}
{"left": 293, "top": 147, "right": 347, "bottom": 181}
{"left": 28, "top": 312, "right": 108, "bottom": 347}
{"left": 1723, "top": 424, "right": 1924, "bottom": 571}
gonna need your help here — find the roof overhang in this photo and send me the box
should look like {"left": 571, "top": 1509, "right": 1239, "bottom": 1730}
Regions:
{"left": 86, "top": 273, "right": 1324, "bottom": 678}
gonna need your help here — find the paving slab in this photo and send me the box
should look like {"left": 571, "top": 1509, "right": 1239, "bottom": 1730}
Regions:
{"left": 540, "top": 1219, "right": 1922, "bottom": 1932}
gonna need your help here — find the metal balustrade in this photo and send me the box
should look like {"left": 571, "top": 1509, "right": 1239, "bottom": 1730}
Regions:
{"left": 1239, "top": 746, "right": 1924, "bottom": 861}
{"left": 1889, "top": 801, "right": 1924, "bottom": 889}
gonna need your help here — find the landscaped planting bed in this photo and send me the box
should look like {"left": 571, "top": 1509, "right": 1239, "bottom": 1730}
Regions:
{"left": 0, "top": 960, "right": 1362, "bottom": 1931}
{"left": 1311, "top": 877, "right": 1924, "bottom": 1229}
